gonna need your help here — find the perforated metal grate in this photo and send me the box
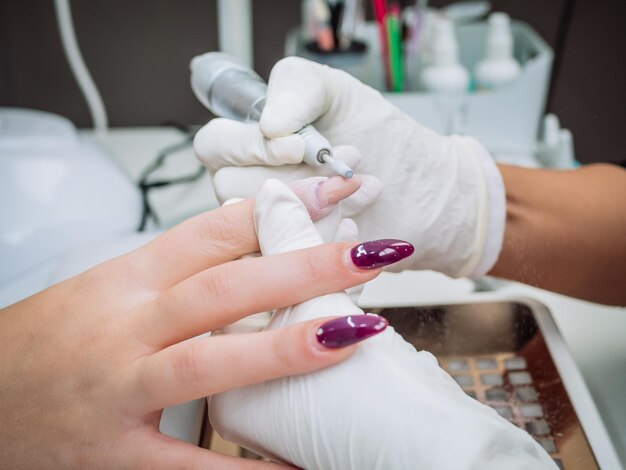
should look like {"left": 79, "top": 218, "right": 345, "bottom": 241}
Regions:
{"left": 442, "top": 354, "right": 563, "bottom": 468}
{"left": 377, "top": 302, "right": 599, "bottom": 470}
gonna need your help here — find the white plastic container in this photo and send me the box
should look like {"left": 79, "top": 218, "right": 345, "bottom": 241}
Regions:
{"left": 286, "top": 19, "right": 553, "bottom": 158}
{"left": 474, "top": 12, "right": 521, "bottom": 90}
{"left": 419, "top": 16, "right": 469, "bottom": 93}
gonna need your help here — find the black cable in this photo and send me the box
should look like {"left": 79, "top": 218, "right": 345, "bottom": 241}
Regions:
{"left": 547, "top": 0, "right": 577, "bottom": 107}
{"left": 137, "top": 125, "right": 206, "bottom": 231}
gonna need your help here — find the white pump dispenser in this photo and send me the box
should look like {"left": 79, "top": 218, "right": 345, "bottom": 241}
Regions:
{"left": 475, "top": 12, "right": 521, "bottom": 90}
{"left": 419, "top": 16, "right": 469, "bottom": 93}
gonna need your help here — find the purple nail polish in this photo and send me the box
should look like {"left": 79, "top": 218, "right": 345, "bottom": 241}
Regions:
{"left": 316, "top": 315, "right": 388, "bottom": 349}
{"left": 351, "top": 239, "right": 414, "bottom": 269}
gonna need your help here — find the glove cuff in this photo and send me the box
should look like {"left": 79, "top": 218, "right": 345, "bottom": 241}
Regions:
{"left": 461, "top": 137, "right": 506, "bottom": 278}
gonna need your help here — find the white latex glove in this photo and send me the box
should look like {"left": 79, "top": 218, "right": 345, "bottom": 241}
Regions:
{"left": 209, "top": 179, "right": 555, "bottom": 470}
{"left": 194, "top": 57, "right": 506, "bottom": 278}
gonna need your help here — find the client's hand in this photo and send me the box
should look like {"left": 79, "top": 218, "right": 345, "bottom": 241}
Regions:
{"left": 209, "top": 179, "right": 556, "bottom": 470}
{"left": 0, "top": 178, "right": 386, "bottom": 469}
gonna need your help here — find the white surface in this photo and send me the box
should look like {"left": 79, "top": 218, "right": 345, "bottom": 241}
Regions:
{"left": 0, "top": 109, "right": 141, "bottom": 306}
{"left": 84, "top": 127, "right": 219, "bottom": 226}
{"left": 49, "top": 232, "right": 159, "bottom": 284}
{"left": 83, "top": 127, "right": 625, "bottom": 466}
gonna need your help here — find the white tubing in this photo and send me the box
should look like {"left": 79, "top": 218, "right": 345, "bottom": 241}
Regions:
{"left": 217, "top": 0, "right": 253, "bottom": 67}
{"left": 53, "top": 0, "right": 108, "bottom": 132}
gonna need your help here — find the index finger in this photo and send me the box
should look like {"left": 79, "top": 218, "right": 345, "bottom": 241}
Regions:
{"left": 122, "top": 177, "right": 360, "bottom": 291}
{"left": 194, "top": 118, "right": 303, "bottom": 172}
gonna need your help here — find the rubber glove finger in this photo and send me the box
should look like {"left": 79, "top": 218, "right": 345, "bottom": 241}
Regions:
{"left": 289, "top": 175, "right": 361, "bottom": 221}
{"left": 340, "top": 174, "right": 383, "bottom": 218}
{"left": 333, "top": 218, "right": 359, "bottom": 243}
{"left": 260, "top": 57, "right": 337, "bottom": 138}
{"left": 260, "top": 57, "right": 386, "bottom": 139}
{"left": 212, "top": 145, "right": 362, "bottom": 203}
{"left": 255, "top": 179, "right": 324, "bottom": 255}
{"left": 194, "top": 118, "right": 303, "bottom": 172}
{"left": 290, "top": 175, "right": 360, "bottom": 243}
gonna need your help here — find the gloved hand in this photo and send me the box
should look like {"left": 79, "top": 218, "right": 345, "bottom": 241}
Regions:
{"left": 194, "top": 57, "right": 506, "bottom": 278}
{"left": 208, "top": 179, "right": 555, "bottom": 470}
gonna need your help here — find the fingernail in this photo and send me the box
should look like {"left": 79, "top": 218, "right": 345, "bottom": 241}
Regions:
{"left": 350, "top": 239, "right": 414, "bottom": 269}
{"left": 316, "top": 315, "right": 388, "bottom": 349}
{"left": 315, "top": 176, "right": 361, "bottom": 208}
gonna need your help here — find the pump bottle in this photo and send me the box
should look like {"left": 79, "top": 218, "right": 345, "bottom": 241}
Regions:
{"left": 419, "top": 16, "right": 469, "bottom": 93}
{"left": 475, "top": 12, "right": 521, "bottom": 90}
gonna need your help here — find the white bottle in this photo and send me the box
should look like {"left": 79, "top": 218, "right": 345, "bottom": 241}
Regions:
{"left": 475, "top": 12, "right": 521, "bottom": 89}
{"left": 419, "top": 16, "right": 469, "bottom": 93}
{"left": 536, "top": 114, "right": 576, "bottom": 168}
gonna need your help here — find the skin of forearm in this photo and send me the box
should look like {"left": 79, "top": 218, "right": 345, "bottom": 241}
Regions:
{"left": 489, "top": 163, "right": 626, "bottom": 306}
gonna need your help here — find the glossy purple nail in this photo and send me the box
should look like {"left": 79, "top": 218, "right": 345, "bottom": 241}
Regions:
{"left": 316, "top": 315, "right": 388, "bottom": 349}
{"left": 351, "top": 239, "right": 414, "bottom": 269}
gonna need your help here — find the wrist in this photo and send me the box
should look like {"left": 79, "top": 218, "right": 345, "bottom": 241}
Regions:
{"left": 453, "top": 136, "right": 506, "bottom": 278}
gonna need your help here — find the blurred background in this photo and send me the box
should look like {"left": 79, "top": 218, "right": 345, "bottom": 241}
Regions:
{"left": 1, "top": 0, "right": 624, "bottom": 165}
{"left": 1, "top": 2, "right": 626, "bottom": 466}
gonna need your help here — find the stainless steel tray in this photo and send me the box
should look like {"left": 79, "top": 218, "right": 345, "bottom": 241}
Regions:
{"left": 372, "top": 301, "right": 598, "bottom": 470}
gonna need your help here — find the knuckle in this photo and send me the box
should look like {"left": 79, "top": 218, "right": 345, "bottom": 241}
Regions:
{"left": 193, "top": 208, "right": 251, "bottom": 256}
{"left": 301, "top": 249, "right": 324, "bottom": 283}
{"left": 271, "top": 327, "right": 315, "bottom": 371}
{"left": 270, "top": 334, "right": 295, "bottom": 368}
{"left": 317, "top": 244, "right": 349, "bottom": 282}
{"left": 193, "top": 119, "right": 221, "bottom": 158}
{"left": 274, "top": 56, "right": 298, "bottom": 72}
{"left": 172, "top": 342, "right": 206, "bottom": 385}
{"left": 202, "top": 116, "right": 231, "bottom": 135}
{"left": 197, "top": 263, "right": 236, "bottom": 305}
{"left": 196, "top": 210, "right": 232, "bottom": 243}
{"left": 272, "top": 57, "right": 317, "bottom": 81}
{"left": 295, "top": 245, "right": 350, "bottom": 292}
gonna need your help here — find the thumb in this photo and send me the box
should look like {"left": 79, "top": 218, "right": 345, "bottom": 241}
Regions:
{"left": 260, "top": 57, "right": 336, "bottom": 138}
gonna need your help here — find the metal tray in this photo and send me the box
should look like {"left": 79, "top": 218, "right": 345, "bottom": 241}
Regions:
{"left": 373, "top": 301, "right": 598, "bottom": 470}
